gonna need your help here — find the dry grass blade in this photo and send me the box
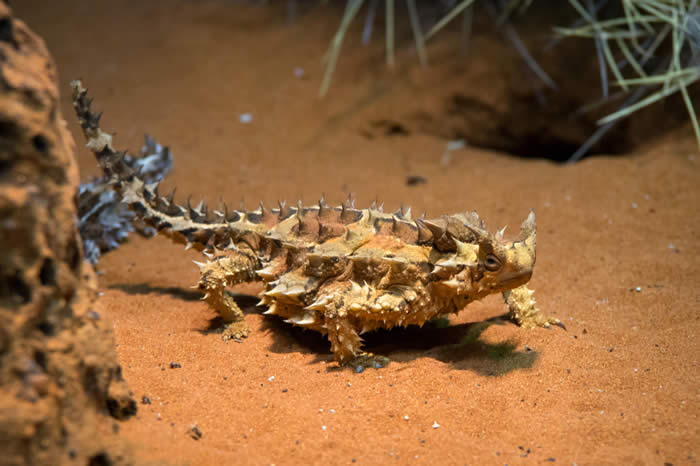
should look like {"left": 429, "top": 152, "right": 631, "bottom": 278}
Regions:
{"left": 386, "top": 0, "right": 395, "bottom": 66}
{"left": 615, "top": 36, "right": 648, "bottom": 77}
{"left": 406, "top": 0, "right": 428, "bottom": 66}
{"left": 484, "top": 0, "right": 557, "bottom": 89}
{"left": 319, "top": 0, "right": 365, "bottom": 97}
{"left": 586, "top": 0, "right": 610, "bottom": 96}
{"left": 362, "top": 0, "right": 379, "bottom": 44}
{"left": 598, "top": 72, "right": 700, "bottom": 124}
{"left": 461, "top": 3, "right": 474, "bottom": 54}
{"left": 426, "top": 0, "right": 477, "bottom": 40}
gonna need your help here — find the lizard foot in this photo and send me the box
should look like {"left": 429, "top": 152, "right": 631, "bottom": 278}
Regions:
{"left": 345, "top": 353, "right": 390, "bottom": 373}
{"left": 503, "top": 285, "right": 566, "bottom": 331}
{"left": 522, "top": 314, "right": 567, "bottom": 331}
{"left": 222, "top": 319, "right": 250, "bottom": 341}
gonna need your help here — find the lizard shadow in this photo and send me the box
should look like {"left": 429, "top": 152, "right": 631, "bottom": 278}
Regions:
{"left": 108, "top": 285, "right": 263, "bottom": 311}
{"left": 109, "top": 283, "right": 204, "bottom": 301}
{"left": 109, "top": 287, "right": 264, "bottom": 338}
{"left": 259, "top": 309, "right": 539, "bottom": 376}
{"left": 110, "top": 284, "right": 538, "bottom": 376}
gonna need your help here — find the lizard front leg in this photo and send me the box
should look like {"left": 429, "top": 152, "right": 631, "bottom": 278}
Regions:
{"left": 503, "top": 285, "right": 565, "bottom": 330}
{"left": 311, "top": 282, "right": 391, "bottom": 371}
{"left": 325, "top": 317, "right": 390, "bottom": 372}
{"left": 195, "top": 250, "right": 257, "bottom": 341}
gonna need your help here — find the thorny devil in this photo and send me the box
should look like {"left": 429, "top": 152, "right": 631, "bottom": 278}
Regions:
{"left": 71, "top": 80, "right": 564, "bottom": 371}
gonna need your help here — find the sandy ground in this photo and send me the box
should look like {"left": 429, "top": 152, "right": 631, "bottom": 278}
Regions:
{"left": 15, "top": 1, "right": 700, "bottom": 465}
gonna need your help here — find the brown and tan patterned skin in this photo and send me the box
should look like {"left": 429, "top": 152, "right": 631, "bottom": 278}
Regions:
{"left": 71, "top": 80, "right": 563, "bottom": 370}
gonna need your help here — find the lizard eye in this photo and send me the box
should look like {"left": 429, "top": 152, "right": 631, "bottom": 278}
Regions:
{"left": 484, "top": 254, "right": 502, "bottom": 272}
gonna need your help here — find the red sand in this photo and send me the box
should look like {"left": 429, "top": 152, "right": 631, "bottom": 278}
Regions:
{"left": 16, "top": 1, "right": 700, "bottom": 464}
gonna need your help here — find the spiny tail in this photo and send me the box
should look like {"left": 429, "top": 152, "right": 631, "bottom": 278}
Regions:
{"left": 70, "top": 80, "right": 482, "bottom": 253}
{"left": 70, "top": 79, "right": 238, "bottom": 251}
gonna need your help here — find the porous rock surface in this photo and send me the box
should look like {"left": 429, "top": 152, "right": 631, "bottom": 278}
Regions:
{"left": 0, "top": 3, "right": 136, "bottom": 465}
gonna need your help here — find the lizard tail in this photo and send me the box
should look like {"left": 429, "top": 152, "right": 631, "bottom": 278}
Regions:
{"left": 70, "top": 79, "right": 237, "bottom": 251}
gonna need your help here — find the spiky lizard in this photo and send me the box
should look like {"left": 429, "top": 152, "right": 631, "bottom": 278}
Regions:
{"left": 71, "top": 80, "right": 563, "bottom": 371}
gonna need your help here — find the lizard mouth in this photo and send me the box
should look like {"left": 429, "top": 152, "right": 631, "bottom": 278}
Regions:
{"left": 495, "top": 270, "right": 533, "bottom": 290}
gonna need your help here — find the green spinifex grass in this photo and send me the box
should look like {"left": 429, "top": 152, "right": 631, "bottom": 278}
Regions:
{"left": 315, "top": 0, "right": 700, "bottom": 159}
{"left": 557, "top": 0, "right": 700, "bottom": 160}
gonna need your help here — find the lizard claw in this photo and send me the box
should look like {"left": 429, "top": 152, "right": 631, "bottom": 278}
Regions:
{"left": 222, "top": 320, "right": 250, "bottom": 342}
{"left": 543, "top": 319, "right": 566, "bottom": 331}
{"left": 345, "top": 353, "right": 390, "bottom": 372}
{"left": 552, "top": 320, "right": 567, "bottom": 331}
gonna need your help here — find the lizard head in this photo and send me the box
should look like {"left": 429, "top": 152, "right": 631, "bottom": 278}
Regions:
{"left": 425, "top": 210, "right": 536, "bottom": 299}
{"left": 481, "top": 210, "right": 537, "bottom": 293}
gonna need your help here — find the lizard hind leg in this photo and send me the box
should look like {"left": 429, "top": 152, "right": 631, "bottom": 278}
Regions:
{"left": 195, "top": 252, "right": 257, "bottom": 341}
